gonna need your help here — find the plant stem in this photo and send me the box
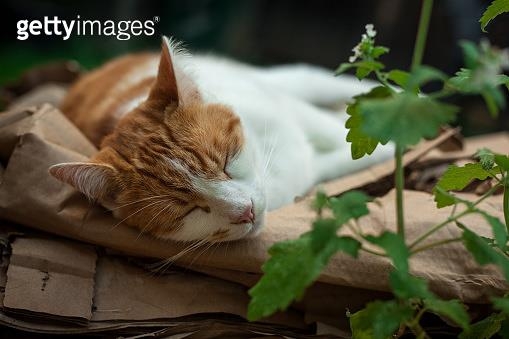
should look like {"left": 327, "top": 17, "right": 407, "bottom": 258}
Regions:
{"left": 394, "top": 0, "right": 433, "bottom": 240}
{"left": 410, "top": 184, "right": 501, "bottom": 248}
{"left": 375, "top": 70, "right": 395, "bottom": 91}
{"left": 395, "top": 144, "right": 405, "bottom": 238}
{"left": 407, "top": 308, "right": 430, "bottom": 339}
{"left": 410, "top": 322, "right": 430, "bottom": 339}
{"left": 411, "top": 237, "right": 462, "bottom": 255}
{"left": 360, "top": 246, "right": 387, "bottom": 257}
{"left": 504, "top": 180, "right": 509, "bottom": 233}
{"left": 411, "top": 0, "right": 434, "bottom": 72}
{"left": 409, "top": 210, "right": 472, "bottom": 249}
{"left": 345, "top": 222, "right": 387, "bottom": 257}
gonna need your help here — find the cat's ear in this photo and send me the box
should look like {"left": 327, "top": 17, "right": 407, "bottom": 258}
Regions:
{"left": 147, "top": 36, "right": 200, "bottom": 110}
{"left": 49, "top": 162, "right": 118, "bottom": 201}
{"left": 148, "top": 36, "right": 180, "bottom": 107}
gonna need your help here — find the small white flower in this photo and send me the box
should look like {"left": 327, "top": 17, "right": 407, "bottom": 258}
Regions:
{"left": 349, "top": 44, "right": 362, "bottom": 63}
{"left": 365, "top": 23, "right": 377, "bottom": 38}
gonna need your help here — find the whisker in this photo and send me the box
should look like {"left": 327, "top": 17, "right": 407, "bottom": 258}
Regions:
{"left": 110, "top": 194, "right": 173, "bottom": 211}
{"left": 151, "top": 238, "right": 208, "bottom": 273}
{"left": 110, "top": 200, "right": 166, "bottom": 231}
{"left": 136, "top": 203, "right": 172, "bottom": 240}
{"left": 263, "top": 135, "right": 278, "bottom": 179}
{"left": 188, "top": 240, "right": 215, "bottom": 267}
{"left": 146, "top": 242, "right": 195, "bottom": 274}
{"left": 261, "top": 119, "right": 268, "bottom": 170}
{"left": 208, "top": 241, "right": 222, "bottom": 265}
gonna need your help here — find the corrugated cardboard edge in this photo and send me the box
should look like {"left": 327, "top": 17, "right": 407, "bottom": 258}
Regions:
{"left": 2, "top": 237, "right": 97, "bottom": 323}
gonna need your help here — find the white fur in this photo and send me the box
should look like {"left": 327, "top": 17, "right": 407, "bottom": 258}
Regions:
{"left": 188, "top": 55, "right": 394, "bottom": 206}
{"left": 106, "top": 41, "right": 394, "bottom": 242}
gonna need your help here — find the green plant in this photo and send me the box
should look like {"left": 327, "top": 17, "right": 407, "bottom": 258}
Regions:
{"left": 247, "top": 1, "right": 509, "bottom": 338}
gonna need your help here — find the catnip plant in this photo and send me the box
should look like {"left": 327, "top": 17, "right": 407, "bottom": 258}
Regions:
{"left": 247, "top": 0, "right": 509, "bottom": 338}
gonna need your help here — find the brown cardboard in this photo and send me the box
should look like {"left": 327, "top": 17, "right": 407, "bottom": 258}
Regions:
{"left": 7, "top": 84, "right": 67, "bottom": 113}
{"left": 3, "top": 237, "right": 96, "bottom": 323}
{"left": 92, "top": 256, "right": 305, "bottom": 328}
{"left": 0, "top": 104, "right": 507, "bottom": 304}
{"left": 0, "top": 230, "right": 308, "bottom": 334}
{"left": 420, "top": 131, "right": 509, "bottom": 163}
{"left": 0, "top": 101, "right": 508, "bottom": 336}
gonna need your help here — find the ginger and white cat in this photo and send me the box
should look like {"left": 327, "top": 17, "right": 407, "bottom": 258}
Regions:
{"left": 50, "top": 37, "right": 392, "bottom": 242}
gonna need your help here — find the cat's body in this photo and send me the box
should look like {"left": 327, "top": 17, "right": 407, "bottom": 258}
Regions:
{"left": 51, "top": 37, "right": 392, "bottom": 242}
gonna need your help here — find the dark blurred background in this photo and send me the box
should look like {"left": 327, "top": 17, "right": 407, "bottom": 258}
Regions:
{"left": 1, "top": 0, "right": 508, "bottom": 135}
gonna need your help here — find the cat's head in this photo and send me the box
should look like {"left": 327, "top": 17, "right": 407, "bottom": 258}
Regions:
{"left": 50, "top": 37, "right": 266, "bottom": 242}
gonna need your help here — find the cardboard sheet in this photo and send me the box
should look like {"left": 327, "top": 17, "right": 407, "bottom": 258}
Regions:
{"left": 0, "top": 229, "right": 308, "bottom": 335}
{"left": 0, "top": 101, "right": 508, "bottom": 336}
{"left": 0, "top": 104, "right": 507, "bottom": 302}
{"left": 3, "top": 237, "right": 96, "bottom": 323}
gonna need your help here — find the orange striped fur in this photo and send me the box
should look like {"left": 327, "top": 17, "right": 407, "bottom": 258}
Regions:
{"left": 52, "top": 38, "right": 245, "bottom": 240}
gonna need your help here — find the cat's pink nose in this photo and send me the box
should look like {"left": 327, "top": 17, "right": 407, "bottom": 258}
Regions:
{"left": 230, "top": 203, "right": 255, "bottom": 224}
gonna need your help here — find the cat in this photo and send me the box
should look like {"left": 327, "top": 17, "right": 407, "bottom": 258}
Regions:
{"left": 49, "top": 36, "right": 393, "bottom": 242}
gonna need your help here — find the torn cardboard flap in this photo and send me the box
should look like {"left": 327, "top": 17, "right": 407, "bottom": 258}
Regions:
{"left": 0, "top": 230, "right": 306, "bottom": 333}
{"left": 0, "top": 104, "right": 96, "bottom": 161}
{"left": 0, "top": 104, "right": 508, "bottom": 303}
{"left": 3, "top": 237, "right": 96, "bottom": 322}
{"left": 421, "top": 131, "right": 509, "bottom": 162}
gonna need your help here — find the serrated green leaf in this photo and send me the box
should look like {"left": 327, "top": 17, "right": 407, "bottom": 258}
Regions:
{"left": 449, "top": 68, "right": 475, "bottom": 92}
{"left": 459, "top": 313, "right": 505, "bottom": 339}
{"left": 311, "top": 219, "right": 361, "bottom": 255}
{"left": 365, "top": 232, "right": 410, "bottom": 273}
{"left": 406, "top": 65, "right": 448, "bottom": 91}
{"left": 450, "top": 69, "right": 509, "bottom": 93}
{"left": 387, "top": 69, "right": 410, "bottom": 88}
{"left": 495, "top": 154, "right": 509, "bottom": 171}
{"left": 449, "top": 41, "right": 509, "bottom": 118}
{"left": 389, "top": 270, "right": 434, "bottom": 299}
{"left": 434, "top": 187, "right": 460, "bottom": 209}
{"left": 329, "top": 191, "right": 371, "bottom": 224}
{"left": 336, "top": 60, "right": 384, "bottom": 78}
{"left": 349, "top": 300, "right": 414, "bottom": 339}
{"left": 434, "top": 163, "right": 493, "bottom": 208}
{"left": 372, "top": 46, "right": 390, "bottom": 58}
{"left": 248, "top": 235, "right": 331, "bottom": 320}
{"left": 333, "top": 236, "right": 362, "bottom": 257}
{"left": 425, "top": 299, "right": 470, "bottom": 330}
{"left": 311, "top": 191, "right": 369, "bottom": 251}
{"left": 476, "top": 148, "right": 496, "bottom": 170}
{"left": 248, "top": 232, "right": 360, "bottom": 321}
{"left": 462, "top": 228, "right": 509, "bottom": 281}
{"left": 359, "top": 93, "right": 458, "bottom": 147}
{"left": 346, "top": 86, "right": 392, "bottom": 159}
{"left": 310, "top": 218, "right": 338, "bottom": 252}
{"left": 356, "top": 60, "right": 385, "bottom": 80}
{"left": 480, "top": 0, "right": 509, "bottom": 32}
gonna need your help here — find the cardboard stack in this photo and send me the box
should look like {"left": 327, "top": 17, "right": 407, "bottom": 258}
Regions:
{"left": 0, "top": 83, "right": 507, "bottom": 338}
